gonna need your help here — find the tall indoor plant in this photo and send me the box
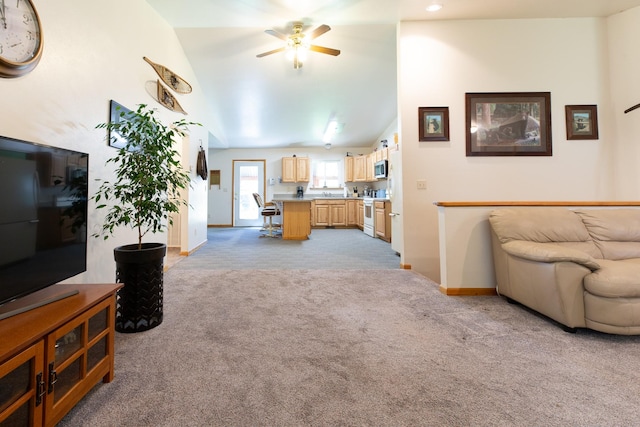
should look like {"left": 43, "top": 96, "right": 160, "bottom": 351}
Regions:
{"left": 93, "top": 103, "right": 199, "bottom": 332}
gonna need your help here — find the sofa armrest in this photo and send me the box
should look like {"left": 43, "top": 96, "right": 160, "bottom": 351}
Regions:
{"left": 502, "top": 241, "right": 600, "bottom": 271}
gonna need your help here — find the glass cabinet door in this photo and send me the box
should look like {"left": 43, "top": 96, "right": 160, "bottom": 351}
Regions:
{"left": 0, "top": 341, "right": 44, "bottom": 427}
{"left": 46, "top": 301, "right": 112, "bottom": 422}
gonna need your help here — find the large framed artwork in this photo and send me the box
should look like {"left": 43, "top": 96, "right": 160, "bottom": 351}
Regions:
{"left": 419, "top": 106, "right": 449, "bottom": 141}
{"left": 565, "top": 105, "right": 598, "bottom": 140}
{"left": 108, "top": 100, "right": 132, "bottom": 149}
{"left": 465, "top": 92, "right": 552, "bottom": 156}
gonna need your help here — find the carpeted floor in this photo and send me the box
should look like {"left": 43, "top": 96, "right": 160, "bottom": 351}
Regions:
{"left": 59, "top": 267, "right": 640, "bottom": 426}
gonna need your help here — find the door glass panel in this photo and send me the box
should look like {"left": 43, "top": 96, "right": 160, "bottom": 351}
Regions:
{"left": 55, "top": 325, "right": 84, "bottom": 364}
{"left": 53, "top": 358, "right": 82, "bottom": 403}
{"left": 238, "top": 165, "right": 259, "bottom": 220}
{"left": 87, "top": 337, "right": 107, "bottom": 372}
{"left": 0, "top": 401, "right": 30, "bottom": 427}
{"left": 0, "top": 361, "right": 30, "bottom": 413}
{"left": 88, "top": 308, "right": 107, "bottom": 341}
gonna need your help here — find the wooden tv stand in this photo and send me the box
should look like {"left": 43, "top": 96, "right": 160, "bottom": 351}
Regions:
{"left": 0, "top": 283, "right": 122, "bottom": 426}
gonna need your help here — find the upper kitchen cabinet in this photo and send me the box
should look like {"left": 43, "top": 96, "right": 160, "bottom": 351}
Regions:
{"left": 282, "top": 157, "right": 310, "bottom": 183}
{"left": 344, "top": 156, "right": 354, "bottom": 182}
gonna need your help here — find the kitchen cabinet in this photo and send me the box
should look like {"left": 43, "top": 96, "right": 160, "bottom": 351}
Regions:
{"left": 365, "top": 153, "right": 375, "bottom": 182}
{"left": 282, "top": 157, "right": 310, "bottom": 183}
{"left": 312, "top": 200, "right": 346, "bottom": 227}
{"left": 375, "top": 201, "right": 391, "bottom": 242}
{"left": 346, "top": 199, "right": 358, "bottom": 226}
{"left": 357, "top": 200, "right": 364, "bottom": 228}
{"left": 353, "top": 156, "right": 367, "bottom": 182}
{"left": 0, "top": 284, "right": 121, "bottom": 426}
{"left": 344, "top": 156, "right": 354, "bottom": 182}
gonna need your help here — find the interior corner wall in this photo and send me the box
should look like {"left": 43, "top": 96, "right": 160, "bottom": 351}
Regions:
{"left": 0, "top": 0, "right": 214, "bottom": 283}
{"left": 397, "top": 18, "right": 614, "bottom": 282}
{"left": 607, "top": 7, "right": 640, "bottom": 198}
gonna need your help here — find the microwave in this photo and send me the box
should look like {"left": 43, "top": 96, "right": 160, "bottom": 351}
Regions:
{"left": 374, "top": 160, "right": 388, "bottom": 179}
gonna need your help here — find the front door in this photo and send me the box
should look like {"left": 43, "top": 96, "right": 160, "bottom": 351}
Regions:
{"left": 233, "top": 160, "right": 265, "bottom": 227}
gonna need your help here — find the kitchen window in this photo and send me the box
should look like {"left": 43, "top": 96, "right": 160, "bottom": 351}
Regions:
{"left": 312, "top": 160, "right": 341, "bottom": 188}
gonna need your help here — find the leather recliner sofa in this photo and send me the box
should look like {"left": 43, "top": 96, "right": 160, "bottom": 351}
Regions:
{"left": 489, "top": 207, "right": 640, "bottom": 335}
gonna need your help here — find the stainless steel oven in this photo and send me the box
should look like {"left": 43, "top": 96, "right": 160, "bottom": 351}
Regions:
{"left": 363, "top": 197, "right": 374, "bottom": 237}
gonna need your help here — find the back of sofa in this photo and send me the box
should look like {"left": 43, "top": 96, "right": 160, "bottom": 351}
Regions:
{"left": 489, "top": 207, "right": 601, "bottom": 258}
{"left": 575, "top": 209, "right": 640, "bottom": 260}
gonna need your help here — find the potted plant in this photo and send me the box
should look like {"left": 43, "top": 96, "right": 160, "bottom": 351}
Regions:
{"left": 93, "top": 104, "right": 199, "bottom": 332}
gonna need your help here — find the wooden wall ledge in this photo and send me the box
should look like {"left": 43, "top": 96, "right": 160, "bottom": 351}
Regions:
{"left": 434, "top": 201, "right": 640, "bottom": 207}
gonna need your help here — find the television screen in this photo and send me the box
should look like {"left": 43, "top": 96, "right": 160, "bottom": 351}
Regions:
{"left": 0, "top": 135, "right": 88, "bottom": 306}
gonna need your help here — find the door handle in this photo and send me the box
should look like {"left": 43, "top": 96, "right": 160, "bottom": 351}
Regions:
{"left": 389, "top": 212, "right": 400, "bottom": 217}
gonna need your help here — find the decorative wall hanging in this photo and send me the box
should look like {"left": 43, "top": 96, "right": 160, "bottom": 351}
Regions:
{"left": 108, "top": 100, "right": 134, "bottom": 149}
{"left": 196, "top": 145, "right": 208, "bottom": 180}
{"left": 465, "top": 92, "right": 552, "bottom": 156}
{"left": 157, "top": 80, "right": 187, "bottom": 115}
{"left": 418, "top": 107, "right": 449, "bottom": 141}
{"left": 143, "top": 57, "right": 192, "bottom": 94}
{"left": 565, "top": 105, "right": 599, "bottom": 140}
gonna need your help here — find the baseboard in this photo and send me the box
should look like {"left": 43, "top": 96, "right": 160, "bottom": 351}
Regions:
{"left": 208, "top": 224, "right": 233, "bottom": 228}
{"left": 179, "top": 240, "right": 207, "bottom": 257}
{"left": 400, "top": 263, "right": 411, "bottom": 269}
{"left": 439, "top": 285, "right": 497, "bottom": 296}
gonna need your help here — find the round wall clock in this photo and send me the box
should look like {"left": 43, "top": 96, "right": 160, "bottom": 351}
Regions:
{"left": 0, "top": 0, "right": 43, "bottom": 78}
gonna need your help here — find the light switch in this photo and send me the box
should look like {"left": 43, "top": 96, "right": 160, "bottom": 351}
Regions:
{"left": 417, "top": 180, "right": 427, "bottom": 190}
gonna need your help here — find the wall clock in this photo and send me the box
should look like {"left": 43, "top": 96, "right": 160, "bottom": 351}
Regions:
{"left": 0, "top": 0, "right": 43, "bottom": 78}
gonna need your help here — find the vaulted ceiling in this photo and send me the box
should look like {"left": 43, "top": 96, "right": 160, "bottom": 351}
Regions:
{"left": 146, "top": 0, "right": 640, "bottom": 150}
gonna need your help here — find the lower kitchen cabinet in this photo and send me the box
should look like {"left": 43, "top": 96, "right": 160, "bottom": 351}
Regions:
{"left": 375, "top": 201, "right": 391, "bottom": 242}
{"left": 346, "top": 200, "right": 358, "bottom": 226}
{"left": 0, "top": 283, "right": 121, "bottom": 426}
{"left": 357, "top": 200, "right": 364, "bottom": 228}
{"left": 313, "top": 200, "right": 346, "bottom": 227}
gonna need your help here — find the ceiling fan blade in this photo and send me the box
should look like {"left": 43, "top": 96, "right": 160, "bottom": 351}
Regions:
{"left": 307, "top": 24, "right": 331, "bottom": 40}
{"left": 309, "top": 45, "right": 341, "bottom": 56}
{"left": 265, "top": 29, "right": 288, "bottom": 41}
{"left": 256, "top": 47, "right": 286, "bottom": 58}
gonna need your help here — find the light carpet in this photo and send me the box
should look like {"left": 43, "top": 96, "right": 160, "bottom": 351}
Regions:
{"left": 59, "top": 268, "right": 640, "bottom": 426}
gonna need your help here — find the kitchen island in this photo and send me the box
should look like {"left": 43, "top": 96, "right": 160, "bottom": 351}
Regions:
{"left": 272, "top": 197, "right": 313, "bottom": 240}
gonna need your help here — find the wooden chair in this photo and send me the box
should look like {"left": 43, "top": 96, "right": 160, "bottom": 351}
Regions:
{"left": 252, "top": 193, "right": 281, "bottom": 237}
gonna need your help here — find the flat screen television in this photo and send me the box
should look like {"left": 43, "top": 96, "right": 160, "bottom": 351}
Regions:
{"left": 0, "top": 135, "right": 88, "bottom": 315}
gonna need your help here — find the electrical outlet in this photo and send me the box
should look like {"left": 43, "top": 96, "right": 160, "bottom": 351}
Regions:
{"left": 417, "top": 179, "right": 427, "bottom": 190}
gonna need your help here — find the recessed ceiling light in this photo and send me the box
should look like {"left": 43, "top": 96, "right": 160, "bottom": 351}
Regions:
{"left": 426, "top": 3, "right": 443, "bottom": 12}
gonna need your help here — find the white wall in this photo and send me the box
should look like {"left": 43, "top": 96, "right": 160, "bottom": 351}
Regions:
{"left": 0, "top": 1, "right": 215, "bottom": 283}
{"left": 398, "top": 18, "right": 615, "bottom": 281}
{"left": 607, "top": 7, "right": 640, "bottom": 198}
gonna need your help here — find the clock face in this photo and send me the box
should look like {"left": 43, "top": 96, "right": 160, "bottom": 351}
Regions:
{"left": 0, "top": 0, "right": 43, "bottom": 77}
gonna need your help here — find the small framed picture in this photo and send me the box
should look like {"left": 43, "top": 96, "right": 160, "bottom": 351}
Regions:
{"left": 565, "top": 105, "right": 598, "bottom": 140}
{"left": 419, "top": 107, "right": 449, "bottom": 141}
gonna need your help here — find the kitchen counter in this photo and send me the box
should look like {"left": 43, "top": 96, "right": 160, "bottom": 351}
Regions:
{"left": 272, "top": 198, "right": 312, "bottom": 240}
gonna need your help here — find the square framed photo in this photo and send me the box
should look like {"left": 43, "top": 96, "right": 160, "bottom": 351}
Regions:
{"left": 565, "top": 105, "right": 598, "bottom": 140}
{"left": 465, "top": 92, "right": 552, "bottom": 156}
{"left": 419, "top": 107, "right": 449, "bottom": 141}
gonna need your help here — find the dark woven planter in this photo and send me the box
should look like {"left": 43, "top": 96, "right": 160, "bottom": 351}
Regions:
{"left": 114, "top": 243, "right": 166, "bottom": 333}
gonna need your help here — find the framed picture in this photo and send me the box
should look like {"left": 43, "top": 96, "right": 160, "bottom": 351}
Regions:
{"left": 108, "top": 100, "right": 132, "bottom": 149}
{"left": 565, "top": 105, "right": 598, "bottom": 140}
{"left": 465, "top": 92, "right": 552, "bottom": 156}
{"left": 419, "top": 107, "right": 449, "bottom": 141}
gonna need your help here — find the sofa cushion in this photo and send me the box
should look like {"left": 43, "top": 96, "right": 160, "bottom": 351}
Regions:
{"left": 584, "top": 259, "right": 640, "bottom": 298}
{"left": 575, "top": 209, "right": 640, "bottom": 260}
{"left": 490, "top": 208, "right": 601, "bottom": 257}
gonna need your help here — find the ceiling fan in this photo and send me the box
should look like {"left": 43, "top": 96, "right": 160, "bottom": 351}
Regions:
{"left": 256, "top": 22, "right": 341, "bottom": 69}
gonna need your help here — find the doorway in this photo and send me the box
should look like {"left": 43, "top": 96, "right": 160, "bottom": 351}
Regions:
{"left": 232, "top": 160, "right": 265, "bottom": 227}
